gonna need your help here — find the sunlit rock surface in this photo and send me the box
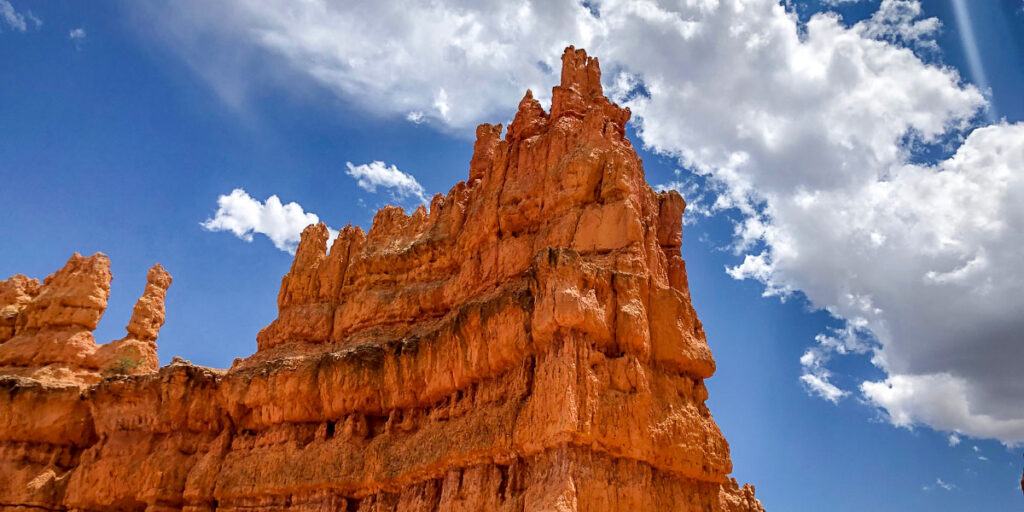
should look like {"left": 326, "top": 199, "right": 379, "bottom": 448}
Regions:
{"left": 0, "top": 47, "right": 763, "bottom": 512}
{"left": 0, "top": 254, "right": 167, "bottom": 386}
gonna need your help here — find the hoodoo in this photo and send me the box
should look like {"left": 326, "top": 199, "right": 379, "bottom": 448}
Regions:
{"left": 0, "top": 47, "right": 763, "bottom": 511}
{"left": 0, "top": 254, "right": 168, "bottom": 385}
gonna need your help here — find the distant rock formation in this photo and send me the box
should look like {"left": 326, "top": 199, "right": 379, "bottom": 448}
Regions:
{"left": 0, "top": 253, "right": 168, "bottom": 385}
{"left": 0, "top": 47, "right": 763, "bottom": 511}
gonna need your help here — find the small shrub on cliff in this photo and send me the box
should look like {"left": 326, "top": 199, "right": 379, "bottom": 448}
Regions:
{"left": 102, "top": 353, "right": 142, "bottom": 377}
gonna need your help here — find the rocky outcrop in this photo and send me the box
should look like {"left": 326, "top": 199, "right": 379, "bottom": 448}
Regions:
{"left": 0, "top": 274, "right": 40, "bottom": 343}
{"left": 0, "top": 255, "right": 169, "bottom": 385}
{"left": 93, "top": 263, "right": 173, "bottom": 377}
{"left": 0, "top": 47, "right": 763, "bottom": 511}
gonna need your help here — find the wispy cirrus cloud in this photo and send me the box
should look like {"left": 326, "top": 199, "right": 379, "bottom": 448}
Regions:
{"left": 0, "top": 0, "right": 39, "bottom": 32}
{"left": 923, "top": 478, "right": 956, "bottom": 492}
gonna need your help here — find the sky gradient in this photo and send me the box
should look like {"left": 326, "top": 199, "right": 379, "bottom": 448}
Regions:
{"left": 2, "top": 1, "right": 1023, "bottom": 510}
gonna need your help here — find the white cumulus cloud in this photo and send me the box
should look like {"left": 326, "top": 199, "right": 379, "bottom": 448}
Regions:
{"left": 137, "top": 0, "right": 1024, "bottom": 445}
{"left": 764, "top": 123, "right": 1024, "bottom": 444}
{"left": 201, "top": 188, "right": 332, "bottom": 254}
{"left": 854, "top": 0, "right": 942, "bottom": 52}
{"left": 345, "top": 161, "right": 428, "bottom": 204}
{"left": 69, "top": 27, "right": 86, "bottom": 40}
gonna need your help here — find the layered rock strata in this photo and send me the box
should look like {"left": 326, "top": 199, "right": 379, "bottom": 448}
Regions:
{"left": 0, "top": 47, "right": 763, "bottom": 511}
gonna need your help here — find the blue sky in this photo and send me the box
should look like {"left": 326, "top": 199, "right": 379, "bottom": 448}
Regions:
{"left": 1, "top": 1, "right": 1023, "bottom": 510}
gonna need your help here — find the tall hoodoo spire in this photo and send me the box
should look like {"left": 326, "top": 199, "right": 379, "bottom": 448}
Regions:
{"left": 125, "top": 263, "right": 173, "bottom": 343}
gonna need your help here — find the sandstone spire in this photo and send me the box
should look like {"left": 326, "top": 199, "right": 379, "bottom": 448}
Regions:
{"left": 125, "top": 263, "right": 172, "bottom": 343}
{"left": 0, "top": 254, "right": 169, "bottom": 384}
{"left": 94, "top": 262, "right": 173, "bottom": 375}
{"left": 0, "top": 47, "right": 763, "bottom": 511}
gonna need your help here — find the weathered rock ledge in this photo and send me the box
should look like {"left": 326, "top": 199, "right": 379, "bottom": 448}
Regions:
{"left": 0, "top": 47, "right": 763, "bottom": 512}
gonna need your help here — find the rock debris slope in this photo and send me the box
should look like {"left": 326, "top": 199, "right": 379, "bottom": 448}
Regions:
{"left": 0, "top": 47, "right": 763, "bottom": 511}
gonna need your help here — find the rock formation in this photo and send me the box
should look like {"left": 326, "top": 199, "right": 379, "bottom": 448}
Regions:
{"left": 0, "top": 47, "right": 763, "bottom": 511}
{"left": 0, "top": 254, "right": 167, "bottom": 385}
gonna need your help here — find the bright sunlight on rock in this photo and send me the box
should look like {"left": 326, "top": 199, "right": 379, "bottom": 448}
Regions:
{"left": 0, "top": 47, "right": 762, "bottom": 512}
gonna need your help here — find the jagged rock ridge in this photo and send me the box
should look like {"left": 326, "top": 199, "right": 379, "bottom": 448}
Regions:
{"left": 0, "top": 47, "right": 763, "bottom": 511}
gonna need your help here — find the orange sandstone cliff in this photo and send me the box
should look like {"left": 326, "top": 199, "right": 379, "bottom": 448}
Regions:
{"left": 0, "top": 47, "right": 764, "bottom": 512}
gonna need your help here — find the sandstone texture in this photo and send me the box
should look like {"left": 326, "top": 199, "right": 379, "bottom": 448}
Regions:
{"left": 0, "top": 254, "right": 168, "bottom": 386}
{"left": 0, "top": 47, "right": 763, "bottom": 511}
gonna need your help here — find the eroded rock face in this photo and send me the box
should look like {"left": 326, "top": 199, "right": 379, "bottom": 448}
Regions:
{"left": 0, "top": 255, "right": 170, "bottom": 385}
{"left": 0, "top": 47, "right": 763, "bottom": 511}
{"left": 0, "top": 274, "right": 40, "bottom": 343}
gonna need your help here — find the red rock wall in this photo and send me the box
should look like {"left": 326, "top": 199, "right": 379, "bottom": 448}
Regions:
{"left": 0, "top": 47, "right": 763, "bottom": 512}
